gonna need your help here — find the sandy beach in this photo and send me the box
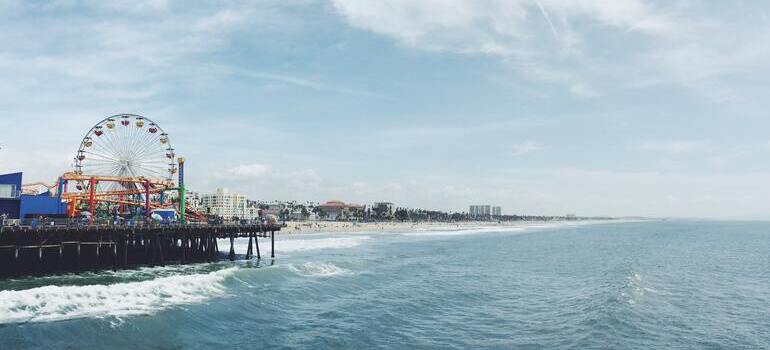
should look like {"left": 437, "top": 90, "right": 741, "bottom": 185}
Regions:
{"left": 277, "top": 220, "right": 611, "bottom": 235}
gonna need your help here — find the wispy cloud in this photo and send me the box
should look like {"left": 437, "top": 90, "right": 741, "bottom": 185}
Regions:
{"left": 630, "top": 140, "right": 705, "bottom": 155}
{"left": 215, "top": 163, "right": 273, "bottom": 179}
{"left": 330, "top": 0, "right": 770, "bottom": 104}
{"left": 330, "top": 0, "right": 675, "bottom": 98}
{"left": 510, "top": 140, "right": 545, "bottom": 156}
{"left": 218, "top": 66, "right": 388, "bottom": 99}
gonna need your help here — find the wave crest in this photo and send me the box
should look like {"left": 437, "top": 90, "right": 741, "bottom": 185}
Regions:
{"left": 286, "top": 262, "right": 351, "bottom": 277}
{"left": 0, "top": 267, "right": 238, "bottom": 324}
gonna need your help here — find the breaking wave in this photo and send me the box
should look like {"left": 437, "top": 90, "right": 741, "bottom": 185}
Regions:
{"left": 0, "top": 267, "right": 238, "bottom": 324}
{"left": 286, "top": 262, "right": 351, "bottom": 277}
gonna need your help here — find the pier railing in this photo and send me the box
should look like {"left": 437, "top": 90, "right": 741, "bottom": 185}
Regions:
{"left": 2, "top": 218, "right": 275, "bottom": 229}
{"left": 0, "top": 223, "right": 280, "bottom": 278}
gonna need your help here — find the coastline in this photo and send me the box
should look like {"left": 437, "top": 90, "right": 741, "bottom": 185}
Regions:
{"left": 278, "top": 219, "right": 624, "bottom": 235}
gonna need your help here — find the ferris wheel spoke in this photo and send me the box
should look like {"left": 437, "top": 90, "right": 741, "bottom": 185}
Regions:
{"left": 131, "top": 122, "right": 154, "bottom": 158}
{"left": 81, "top": 150, "right": 120, "bottom": 162}
{"left": 92, "top": 131, "right": 125, "bottom": 156}
{"left": 80, "top": 160, "right": 120, "bottom": 166}
{"left": 134, "top": 162, "right": 166, "bottom": 173}
{"left": 82, "top": 146, "right": 117, "bottom": 158}
{"left": 128, "top": 124, "right": 164, "bottom": 169}
{"left": 133, "top": 164, "right": 167, "bottom": 178}
{"left": 133, "top": 154, "right": 168, "bottom": 171}
{"left": 90, "top": 139, "right": 122, "bottom": 161}
{"left": 110, "top": 129, "right": 131, "bottom": 161}
{"left": 134, "top": 158, "right": 170, "bottom": 164}
{"left": 110, "top": 125, "right": 133, "bottom": 161}
{"left": 132, "top": 135, "right": 164, "bottom": 161}
{"left": 97, "top": 126, "right": 126, "bottom": 160}
{"left": 133, "top": 145, "right": 165, "bottom": 159}
{"left": 124, "top": 123, "right": 141, "bottom": 160}
{"left": 94, "top": 128, "right": 122, "bottom": 157}
{"left": 80, "top": 166, "right": 121, "bottom": 175}
{"left": 134, "top": 165, "right": 169, "bottom": 172}
{"left": 137, "top": 129, "right": 161, "bottom": 156}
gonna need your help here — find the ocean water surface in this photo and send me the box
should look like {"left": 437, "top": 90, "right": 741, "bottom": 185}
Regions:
{"left": 1, "top": 221, "right": 769, "bottom": 349}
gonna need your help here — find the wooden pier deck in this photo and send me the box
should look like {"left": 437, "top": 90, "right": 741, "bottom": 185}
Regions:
{"left": 0, "top": 224, "right": 280, "bottom": 277}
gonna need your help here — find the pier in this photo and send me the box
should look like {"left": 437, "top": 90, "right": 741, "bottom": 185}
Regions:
{"left": 0, "top": 223, "right": 280, "bottom": 278}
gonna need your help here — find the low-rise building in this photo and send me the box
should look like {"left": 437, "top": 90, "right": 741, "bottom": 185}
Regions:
{"left": 318, "top": 200, "right": 364, "bottom": 221}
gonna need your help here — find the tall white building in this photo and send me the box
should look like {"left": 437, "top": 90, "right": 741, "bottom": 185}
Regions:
{"left": 201, "top": 188, "right": 257, "bottom": 220}
{"left": 492, "top": 206, "right": 502, "bottom": 217}
{"left": 469, "top": 205, "right": 491, "bottom": 218}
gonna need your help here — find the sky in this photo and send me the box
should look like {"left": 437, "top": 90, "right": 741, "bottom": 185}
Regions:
{"left": 1, "top": 0, "right": 770, "bottom": 219}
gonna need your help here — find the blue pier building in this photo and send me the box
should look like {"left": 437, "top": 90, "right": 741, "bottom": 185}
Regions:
{"left": 0, "top": 172, "right": 67, "bottom": 220}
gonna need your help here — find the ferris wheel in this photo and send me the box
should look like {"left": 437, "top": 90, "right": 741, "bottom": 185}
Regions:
{"left": 74, "top": 114, "right": 177, "bottom": 191}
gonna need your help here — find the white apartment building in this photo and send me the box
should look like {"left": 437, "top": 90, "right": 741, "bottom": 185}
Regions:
{"left": 201, "top": 188, "right": 258, "bottom": 220}
{"left": 492, "top": 206, "right": 502, "bottom": 217}
{"left": 469, "top": 205, "right": 491, "bottom": 218}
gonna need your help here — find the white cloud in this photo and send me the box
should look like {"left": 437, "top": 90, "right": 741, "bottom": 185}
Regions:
{"left": 286, "top": 169, "right": 322, "bottom": 191}
{"left": 331, "top": 0, "right": 770, "bottom": 102}
{"left": 194, "top": 9, "right": 250, "bottom": 33}
{"left": 330, "top": 0, "right": 673, "bottom": 97}
{"left": 0, "top": 0, "right": 322, "bottom": 109}
{"left": 216, "top": 164, "right": 273, "bottom": 179}
{"left": 203, "top": 164, "right": 323, "bottom": 201}
{"left": 220, "top": 66, "right": 386, "bottom": 99}
{"left": 0, "top": 146, "right": 72, "bottom": 182}
{"left": 510, "top": 140, "right": 545, "bottom": 156}
{"left": 569, "top": 83, "right": 599, "bottom": 98}
{"left": 631, "top": 140, "right": 704, "bottom": 154}
{"left": 86, "top": 0, "right": 170, "bottom": 13}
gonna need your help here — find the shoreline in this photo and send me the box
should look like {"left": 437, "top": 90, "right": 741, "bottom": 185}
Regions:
{"left": 278, "top": 219, "right": 628, "bottom": 235}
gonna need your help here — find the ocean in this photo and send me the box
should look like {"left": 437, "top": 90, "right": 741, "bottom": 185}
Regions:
{"left": 0, "top": 220, "right": 768, "bottom": 349}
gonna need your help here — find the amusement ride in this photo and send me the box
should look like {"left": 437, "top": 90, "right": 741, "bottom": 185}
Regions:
{"left": 24, "top": 114, "right": 205, "bottom": 224}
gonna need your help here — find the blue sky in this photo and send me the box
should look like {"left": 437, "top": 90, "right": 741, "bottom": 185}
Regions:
{"left": 1, "top": 0, "right": 770, "bottom": 218}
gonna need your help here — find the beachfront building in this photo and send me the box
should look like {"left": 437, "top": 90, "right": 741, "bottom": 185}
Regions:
{"left": 469, "top": 205, "right": 492, "bottom": 218}
{"left": 200, "top": 188, "right": 257, "bottom": 220}
{"left": 492, "top": 206, "right": 502, "bottom": 217}
{"left": 317, "top": 200, "right": 364, "bottom": 221}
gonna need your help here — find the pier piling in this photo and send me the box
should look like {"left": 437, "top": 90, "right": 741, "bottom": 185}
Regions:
{"left": 229, "top": 234, "right": 235, "bottom": 261}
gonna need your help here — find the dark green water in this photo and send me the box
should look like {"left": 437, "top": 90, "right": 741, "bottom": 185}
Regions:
{"left": 1, "top": 221, "right": 769, "bottom": 349}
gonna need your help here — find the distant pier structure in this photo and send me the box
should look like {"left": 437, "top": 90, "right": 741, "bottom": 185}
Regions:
{"left": 0, "top": 223, "right": 280, "bottom": 278}
{"left": 0, "top": 114, "right": 284, "bottom": 278}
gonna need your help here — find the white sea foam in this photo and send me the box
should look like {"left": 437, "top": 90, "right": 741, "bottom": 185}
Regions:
{"left": 399, "top": 226, "right": 524, "bottom": 237}
{"left": 398, "top": 220, "right": 622, "bottom": 237}
{"left": 623, "top": 272, "right": 667, "bottom": 305}
{"left": 0, "top": 267, "right": 238, "bottom": 324}
{"left": 220, "top": 235, "right": 370, "bottom": 255}
{"left": 286, "top": 262, "right": 351, "bottom": 277}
